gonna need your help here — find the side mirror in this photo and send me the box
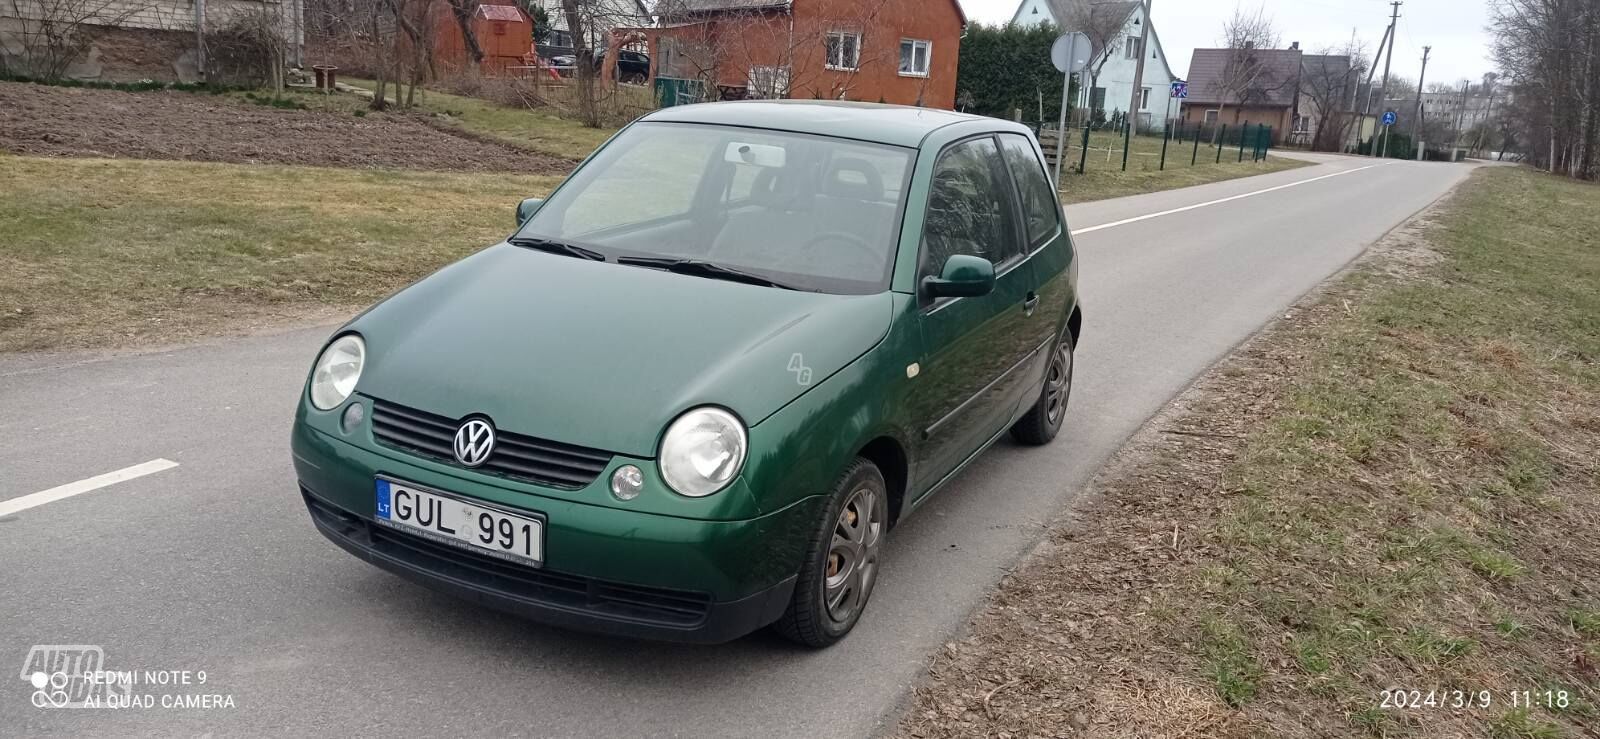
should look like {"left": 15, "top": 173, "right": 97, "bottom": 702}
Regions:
{"left": 922, "top": 254, "right": 996, "bottom": 299}
{"left": 516, "top": 197, "right": 545, "bottom": 226}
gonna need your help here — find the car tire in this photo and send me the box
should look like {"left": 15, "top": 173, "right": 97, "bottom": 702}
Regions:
{"left": 773, "top": 458, "right": 888, "bottom": 648}
{"left": 1010, "top": 327, "right": 1075, "bottom": 446}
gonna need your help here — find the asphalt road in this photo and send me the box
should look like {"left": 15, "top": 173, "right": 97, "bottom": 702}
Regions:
{"left": 1, "top": 154, "right": 1475, "bottom": 736}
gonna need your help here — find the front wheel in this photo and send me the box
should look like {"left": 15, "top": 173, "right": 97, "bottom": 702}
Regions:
{"left": 773, "top": 458, "right": 888, "bottom": 648}
{"left": 1010, "top": 328, "right": 1075, "bottom": 446}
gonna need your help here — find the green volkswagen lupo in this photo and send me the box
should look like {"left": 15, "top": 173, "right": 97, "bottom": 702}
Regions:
{"left": 293, "top": 101, "right": 1080, "bottom": 647}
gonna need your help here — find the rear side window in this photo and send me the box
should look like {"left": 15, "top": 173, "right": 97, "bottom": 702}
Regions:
{"left": 999, "top": 134, "right": 1062, "bottom": 247}
{"left": 920, "top": 137, "right": 1020, "bottom": 276}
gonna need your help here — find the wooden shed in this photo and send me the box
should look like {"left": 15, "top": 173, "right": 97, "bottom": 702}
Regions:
{"left": 432, "top": 3, "right": 535, "bottom": 75}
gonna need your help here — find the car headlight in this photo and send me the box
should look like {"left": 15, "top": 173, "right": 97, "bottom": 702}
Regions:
{"left": 309, "top": 334, "right": 365, "bottom": 411}
{"left": 659, "top": 407, "right": 747, "bottom": 497}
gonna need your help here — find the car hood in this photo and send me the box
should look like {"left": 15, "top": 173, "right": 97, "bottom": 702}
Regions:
{"left": 349, "top": 244, "right": 893, "bottom": 457}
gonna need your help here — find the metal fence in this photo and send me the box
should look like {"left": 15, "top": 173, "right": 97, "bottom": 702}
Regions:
{"left": 1038, "top": 120, "right": 1276, "bottom": 177}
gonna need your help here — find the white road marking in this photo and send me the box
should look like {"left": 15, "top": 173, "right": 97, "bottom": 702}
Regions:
{"left": 0, "top": 459, "right": 179, "bottom": 517}
{"left": 1070, "top": 161, "right": 1398, "bottom": 236}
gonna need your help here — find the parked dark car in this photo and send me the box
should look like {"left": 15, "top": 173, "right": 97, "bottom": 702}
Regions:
{"left": 548, "top": 49, "right": 651, "bottom": 84}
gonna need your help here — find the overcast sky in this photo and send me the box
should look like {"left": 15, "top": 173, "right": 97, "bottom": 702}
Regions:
{"left": 957, "top": 0, "right": 1496, "bottom": 88}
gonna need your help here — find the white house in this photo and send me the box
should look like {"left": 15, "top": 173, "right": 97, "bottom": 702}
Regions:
{"left": 533, "top": 0, "right": 652, "bottom": 52}
{"left": 1011, "top": 0, "right": 1182, "bottom": 129}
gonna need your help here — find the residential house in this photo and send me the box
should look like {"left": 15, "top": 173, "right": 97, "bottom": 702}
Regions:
{"left": 1180, "top": 43, "right": 1353, "bottom": 146}
{"left": 1, "top": 0, "right": 303, "bottom": 82}
{"left": 532, "top": 0, "right": 651, "bottom": 53}
{"left": 650, "top": 0, "right": 965, "bottom": 108}
{"left": 1011, "top": 0, "right": 1182, "bottom": 128}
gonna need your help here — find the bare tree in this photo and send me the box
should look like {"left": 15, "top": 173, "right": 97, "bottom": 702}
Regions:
{"left": 1299, "top": 42, "right": 1366, "bottom": 151}
{"left": 1057, "top": 0, "right": 1131, "bottom": 119}
{"left": 204, "top": 7, "right": 294, "bottom": 92}
{"left": 1491, "top": 0, "right": 1599, "bottom": 178}
{"left": 445, "top": 0, "right": 485, "bottom": 66}
{"left": 559, "top": 0, "right": 599, "bottom": 125}
{"left": 1211, "top": 3, "right": 1285, "bottom": 136}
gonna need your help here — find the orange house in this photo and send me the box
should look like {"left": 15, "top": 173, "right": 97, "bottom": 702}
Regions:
{"left": 648, "top": 0, "right": 965, "bottom": 109}
{"left": 431, "top": 3, "right": 535, "bottom": 75}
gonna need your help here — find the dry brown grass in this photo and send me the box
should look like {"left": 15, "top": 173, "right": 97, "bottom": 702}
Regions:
{"left": 898, "top": 167, "right": 1600, "bottom": 738}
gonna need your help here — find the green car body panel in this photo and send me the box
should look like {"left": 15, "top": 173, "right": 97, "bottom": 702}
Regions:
{"left": 292, "top": 100, "right": 1080, "bottom": 643}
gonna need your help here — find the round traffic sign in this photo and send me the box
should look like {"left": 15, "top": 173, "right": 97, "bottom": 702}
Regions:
{"left": 1051, "top": 32, "right": 1091, "bottom": 74}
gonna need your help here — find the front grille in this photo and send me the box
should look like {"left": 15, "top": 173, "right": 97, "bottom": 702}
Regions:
{"left": 303, "top": 489, "right": 712, "bottom": 627}
{"left": 369, "top": 399, "right": 613, "bottom": 490}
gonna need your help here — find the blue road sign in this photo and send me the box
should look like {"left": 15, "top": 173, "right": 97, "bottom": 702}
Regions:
{"left": 1171, "top": 81, "right": 1188, "bottom": 99}
{"left": 1382, "top": 110, "right": 1397, "bottom": 126}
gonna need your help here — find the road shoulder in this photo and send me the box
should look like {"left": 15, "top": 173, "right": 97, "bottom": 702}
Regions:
{"left": 895, "top": 167, "right": 1600, "bottom": 738}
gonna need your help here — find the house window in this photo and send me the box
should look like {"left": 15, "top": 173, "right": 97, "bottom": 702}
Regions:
{"left": 1089, "top": 87, "right": 1106, "bottom": 111}
{"left": 1140, "top": 87, "right": 1151, "bottom": 109}
{"left": 899, "top": 39, "right": 931, "bottom": 77}
{"left": 1124, "top": 35, "right": 1141, "bottom": 59}
{"left": 747, "top": 66, "right": 791, "bottom": 99}
{"left": 493, "top": 22, "right": 506, "bottom": 36}
{"left": 1204, "top": 109, "right": 1220, "bottom": 125}
{"left": 825, "top": 31, "right": 861, "bottom": 71}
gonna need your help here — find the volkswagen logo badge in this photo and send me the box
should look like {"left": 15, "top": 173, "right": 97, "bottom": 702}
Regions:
{"left": 453, "top": 418, "right": 496, "bottom": 467}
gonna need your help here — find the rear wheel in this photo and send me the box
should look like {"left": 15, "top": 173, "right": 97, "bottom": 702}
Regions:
{"left": 1010, "top": 327, "right": 1075, "bottom": 446}
{"left": 773, "top": 458, "right": 887, "bottom": 648}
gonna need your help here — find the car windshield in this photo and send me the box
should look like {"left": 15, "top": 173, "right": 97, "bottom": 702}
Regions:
{"left": 515, "top": 122, "right": 916, "bottom": 295}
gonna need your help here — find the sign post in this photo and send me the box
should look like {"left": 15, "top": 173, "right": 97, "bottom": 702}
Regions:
{"left": 1167, "top": 80, "right": 1187, "bottom": 128}
{"left": 1380, "top": 109, "right": 1397, "bottom": 158}
{"left": 1050, "top": 32, "right": 1091, "bottom": 186}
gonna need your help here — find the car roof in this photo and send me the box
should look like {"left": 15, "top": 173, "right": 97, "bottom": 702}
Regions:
{"left": 639, "top": 100, "right": 1009, "bottom": 149}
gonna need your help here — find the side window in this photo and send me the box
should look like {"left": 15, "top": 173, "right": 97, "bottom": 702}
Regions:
{"left": 999, "top": 134, "right": 1062, "bottom": 247}
{"left": 921, "top": 137, "right": 1020, "bottom": 279}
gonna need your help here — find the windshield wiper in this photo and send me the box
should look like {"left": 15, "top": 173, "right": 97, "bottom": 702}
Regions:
{"left": 616, "top": 257, "right": 800, "bottom": 290}
{"left": 508, "top": 237, "right": 606, "bottom": 262}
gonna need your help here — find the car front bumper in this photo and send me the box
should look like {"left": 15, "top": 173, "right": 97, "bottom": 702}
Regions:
{"left": 292, "top": 422, "right": 818, "bottom": 644}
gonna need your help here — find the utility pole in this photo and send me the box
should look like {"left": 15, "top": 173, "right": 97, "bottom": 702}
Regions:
{"left": 1410, "top": 46, "right": 1430, "bottom": 158}
{"left": 1126, "top": 0, "right": 1154, "bottom": 135}
{"left": 1357, "top": 23, "right": 1391, "bottom": 150}
{"left": 1471, "top": 74, "right": 1498, "bottom": 156}
{"left": 1372, "top": 0, "right": 1402, "bottom": 157}
{"left": 1451, "top": 79, "right": 1470, "bottom": 160}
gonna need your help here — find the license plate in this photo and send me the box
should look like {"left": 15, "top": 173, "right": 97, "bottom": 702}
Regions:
{"left": 374, "top": 477, "right": 544, "bottom": 566}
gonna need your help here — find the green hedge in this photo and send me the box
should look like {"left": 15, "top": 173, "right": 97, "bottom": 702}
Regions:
{"left": 956, "top": 23, "right": 1077, "bottom": 128}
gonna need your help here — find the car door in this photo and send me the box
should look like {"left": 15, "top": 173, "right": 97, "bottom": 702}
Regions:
{"left": 997, "top": 133, "right": 1076, "bottom": 392}
{"left": 909, "top": 135, "right": 1036, "bottom": 495}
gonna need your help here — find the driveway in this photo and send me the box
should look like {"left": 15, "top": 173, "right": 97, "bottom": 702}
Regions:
{"left": 0, "top": 156, "right": 1475, "bottom": 736}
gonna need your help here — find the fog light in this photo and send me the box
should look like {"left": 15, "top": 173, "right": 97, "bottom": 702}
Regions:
{"left": 340, "top": 402, "right": 365, "bottom": 433}
{"left": 610, "top": 465, "right": 644, "bottom": 501}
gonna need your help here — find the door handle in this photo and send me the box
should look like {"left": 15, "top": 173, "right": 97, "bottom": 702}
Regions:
{"left": 1023, "top": 292, "right": 1040, "bottom": 315}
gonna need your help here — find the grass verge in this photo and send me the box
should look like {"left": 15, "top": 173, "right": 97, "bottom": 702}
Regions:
{"left": 899, "top": 166, "right": 1600, "bottom": 738}
{"left": 1056, "top": 131, "right": 1312, "bottom": 204}
{"left": 0, "top": 155, "right": 561, "bottom": 352}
